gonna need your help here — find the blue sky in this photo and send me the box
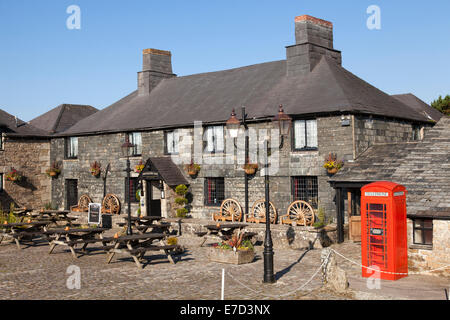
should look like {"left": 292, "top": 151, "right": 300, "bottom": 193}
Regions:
{"left": 1, "top": 0, "right": 449, "bottom": 121}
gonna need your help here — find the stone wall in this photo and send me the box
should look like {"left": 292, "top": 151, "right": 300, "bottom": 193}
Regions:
{"left": 407, "top": 218, "right": 450, "bottom": 276}
{"left": 0, "top": 137, "right": 51, "bottom": 210}
{"left": 354, "top": 116, "right": 419, "bottom": 157}
{"left": 48, "top": 114, "right": 420, "bottom": 225}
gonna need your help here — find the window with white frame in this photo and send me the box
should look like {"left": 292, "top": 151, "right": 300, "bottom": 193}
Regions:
{"left": 128, "top": 132, "right": 142, "bottom": 156}
{"left": 293, "top": 119, "right": 318, "bottom": 150}
{"left": 205, "top": 126, "right": 224, "bottom": 153}
{"left": 165, "top": 130, "right": 179, "bottom": 154}
{"left": 65, "top": 137, "right": 78, "bottom": 159}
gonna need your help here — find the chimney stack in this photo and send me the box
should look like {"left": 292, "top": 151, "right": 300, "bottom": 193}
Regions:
{"left": 138, "top": 49, "right": 176, "bottom": 96}
{"left": 286, "top": 15, "right": 342, "bottom": 77}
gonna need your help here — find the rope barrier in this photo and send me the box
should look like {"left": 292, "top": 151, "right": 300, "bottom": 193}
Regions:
{"left": 224, "top": 250, "right": 331, "bottom": 299}
{"left": 330, "top": 248, "right": 450, "bottom": 275}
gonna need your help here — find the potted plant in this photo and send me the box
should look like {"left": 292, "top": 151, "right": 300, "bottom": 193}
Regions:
{"left": 45, "top": 162, "right": 61, "bottom": 178}
{"left": 174, "top": 184, "right": 189, "bottom": 218}
{"left": 242, "top": 163, "right": 258, "bottom": 175}
{"left": 90, "top": 161, "right": 102, "bottom": 177}
{"left": 185, "top": 161, "right": 201, "bottom": 177}
{"left": 134, "top": 160, "right": 145, "bottom": 173}
{"left": 323, "top": 153, "right": 343, "bottom": 175}
{"left": 5, "top": 168, "right": 22, "bottom": 182}
{"left": 209, "top": 232, "right": 255, "bottom": 265}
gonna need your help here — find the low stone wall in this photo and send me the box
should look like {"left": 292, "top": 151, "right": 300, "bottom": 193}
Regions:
{"left": 175, "top": 219, "right": 337, "bottom": 250}
{"left": 407, "top": 219, "right": 450, "bottom": 276}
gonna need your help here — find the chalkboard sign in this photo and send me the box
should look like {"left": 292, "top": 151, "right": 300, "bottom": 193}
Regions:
{"left": 88, "top": 203, "right": 102, "bottom": 225}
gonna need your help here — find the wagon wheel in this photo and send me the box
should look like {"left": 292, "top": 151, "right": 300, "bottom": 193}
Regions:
{"left": 251, "top": 199, "right": 277, "bottom": 224}
{"left": 220, "top": 198, "right": 242, "bottom": 222}
{"left": 103, "top": 194, "right": 121, "bottom": 215}
{"left": 78, "top": 194, "right": 92, "bottom": 211}
{"left": 286, "top": 200, "right": 315, "bottom": 226}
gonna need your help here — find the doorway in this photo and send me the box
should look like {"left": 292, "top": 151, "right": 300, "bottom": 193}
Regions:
{"left": 347, "top": 188, "right": 361, "bottom": 242}
{"left": 66, "top": 179, "right": 78, "bottom": 210}
{"left": 145, "top": 179, "right": 161, "bottom": 217}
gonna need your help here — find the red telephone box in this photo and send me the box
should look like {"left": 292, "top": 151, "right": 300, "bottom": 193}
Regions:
{"left": 361, "top": 181, "right": 408, "bottom": 280}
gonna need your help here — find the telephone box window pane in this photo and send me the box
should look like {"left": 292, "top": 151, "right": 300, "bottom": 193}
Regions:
{"left": 369, "top": 203, "right": 384, "bottom": 211}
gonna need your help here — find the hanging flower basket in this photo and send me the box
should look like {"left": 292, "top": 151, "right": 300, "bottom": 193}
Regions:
{"left": 323, "top": 153, "right": 343, "bottom": 175}
{"left": 90, "top": 161, "right": 102, "bottom": 177}
{"left": 242, "top": 163, "right": 258, "bottom": 175}
{"left": 185, "top": 162, "right": 201, "bottom": 177}
{"left": 5, "top": 168, "right": 22, "bottom": 182}
{"left": 45, "top": 162, "right": 61, "bottom": 178}
{"left": 134, "top": 160, "right": 145, "bottom": 173}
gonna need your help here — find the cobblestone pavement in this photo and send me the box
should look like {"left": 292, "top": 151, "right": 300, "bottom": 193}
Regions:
{"left": 0, "top": 231, "right": 448, "bottom": 300}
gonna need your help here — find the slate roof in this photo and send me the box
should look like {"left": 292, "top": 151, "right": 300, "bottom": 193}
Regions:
{"left": 0, "top": 109, "right": 50, "bottom": 137}
{"left": 29, "top": 104, "right": 98, "bottom": 134}
{"left": 392, "top": 93, "right": 443, "bottom": 122}
{"left": 148, "top": 157, "right": 188, "bottom": 187}
{"left": 331, "top": 116, "right": 450, "bottom": 218}
{"left": 61, "top": 56, "right": 434, "bottom": 136}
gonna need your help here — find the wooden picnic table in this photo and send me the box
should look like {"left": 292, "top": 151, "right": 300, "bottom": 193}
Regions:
{"left": 118, "top": 216, "right": 171, "bottom": 235}
{"left": 0, "top": 221, "right": 51, "bottom": 249}
{"left": 30, "top": 210, "right": 78, "bottom": 226}
{"left": 44, "top": 227, "right": 109, "bottom": 258}
{"left": 198, "top": 223, "right": 252, "bottom": 247}
{"left": 105, "top": 233, "right": 178, "bottom": 269}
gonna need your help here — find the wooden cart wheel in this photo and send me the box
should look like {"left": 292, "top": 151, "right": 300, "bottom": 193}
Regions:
{"left": 103, "top": 193, "right": 121, "bottom": 215}
{"left": 79, "top": 194, "right": 92, "bottom": 212}
{"left": 251, "top": 199, "right": 277, "bottom": 224}
{"left": 220, "top": 198, "right": 242, "bottom": 222}
{"left": 286, "top": 200, "right": 315, "bottom": 226}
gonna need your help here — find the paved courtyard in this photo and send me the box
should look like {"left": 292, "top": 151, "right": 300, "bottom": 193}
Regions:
{"left": 0, "top": 230, "right": 448, "bottom": 300}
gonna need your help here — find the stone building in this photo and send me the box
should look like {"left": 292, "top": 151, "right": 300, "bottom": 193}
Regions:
{"left": 0, "top": 104, "right": 96, "bottom": 211}
{"left": 36, "top": 15, "right": 437, "bottom": 224}
{"left": 330, "top": 116, "right": 450, "bottom": 274}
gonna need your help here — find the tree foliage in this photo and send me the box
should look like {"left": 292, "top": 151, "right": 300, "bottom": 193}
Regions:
{"left": 431, "top": 95, "right": 450, "bottom": 115}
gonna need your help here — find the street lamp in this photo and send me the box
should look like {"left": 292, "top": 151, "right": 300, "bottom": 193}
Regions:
{"left": 226, "top": 107, "right": 250, "bottom": 217}
{"left": 263, "top": 105, "right": 292, "bottom": 284}
{"left": 121, "top": 135, "right": 135, "bottom": 235}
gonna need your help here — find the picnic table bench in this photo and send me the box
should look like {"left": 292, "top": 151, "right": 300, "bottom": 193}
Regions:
{"left": 105, "top": 233, "right": 179, "bottom": 269}
{"left": 117, "top": 221, "right": 171, "bottom": 235}
{"left": 196, "top": 223, "right": 253, "bottom": 247}
{"left": 44, "top": 227, "right": 109, "bottom": 258}
{"left": 0, "top": 221, "right": 51, "bottom": 249}
{"left": 30, "top": 210, "right": 78, "bottom": 227}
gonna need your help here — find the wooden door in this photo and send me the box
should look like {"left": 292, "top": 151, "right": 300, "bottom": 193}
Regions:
{"left": 66, "top": 179, "right": 78, "bottom": 210}
{"left": 146, "top": 180, "right": 161, "bottom": 217}
{"left": 348, "top": 189, "right": 362, "bottom": 242}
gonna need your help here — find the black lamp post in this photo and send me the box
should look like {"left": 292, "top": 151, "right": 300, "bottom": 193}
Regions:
{"left": 226, "top": 107, "right": 250, "bottom": 217}
{"left": 263, "top": 105, "right": 292, "bottom": 284}
{"left": 121, "top": 135, "right": 135, "bottom": 235}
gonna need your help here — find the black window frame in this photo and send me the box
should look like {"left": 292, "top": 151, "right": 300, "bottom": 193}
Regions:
{"left": 292, "top": 119, "right": 318, "bottom": 151}
{"left": 65, "top": 137, "right": 78, "bottom": 159}
{"left": 412, "top": 218, "right": 433, "bottom": 246}
{"left": 125, "top": 177, "right": 140, "bottom": 203}
{"left": 164, "top": 130, "right": 179, "bottom": 155}
{"left": 204, "top": 177, "right": 225, "bottom": 206}
{"left": 291, "top": 176, "right": 319, "bottom": 209}
{"left": 128, "top": 132, "right": 142, "bottom": 157}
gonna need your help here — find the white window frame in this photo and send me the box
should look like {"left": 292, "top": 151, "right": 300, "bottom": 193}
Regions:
{"left": 66, "top": 137, "right": 78, "bottom": 159}
{"left": 128, "top": 132, "right": 142, "bottom": 156}
{"left": 165, "top": 130, "right": 179, "bottom": 155}
{"left": 205, "top": 126, "right": 224, "bottom": 153}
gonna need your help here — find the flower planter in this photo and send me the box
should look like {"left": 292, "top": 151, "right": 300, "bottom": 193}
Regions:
{"left": 327, "top": 168, "right": 338, "bottom": 175}
{"left": 244, "top": 168, "right": 256, "bottom": 175}
{"left": 208, "top": 248, "right": 255, "bottom": 265}
{"left": 49, "top": 171, "right": 58, "bottom": 177}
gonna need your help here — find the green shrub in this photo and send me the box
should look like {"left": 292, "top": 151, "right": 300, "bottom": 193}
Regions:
{"left": 175, "top": 197, "right": 188, "bottom": 206}
{"left": 176, "top": 208, "right": 188, "bottom": 218}
{"left": 175, "top": 184, "right": 188, "bottom": 196}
